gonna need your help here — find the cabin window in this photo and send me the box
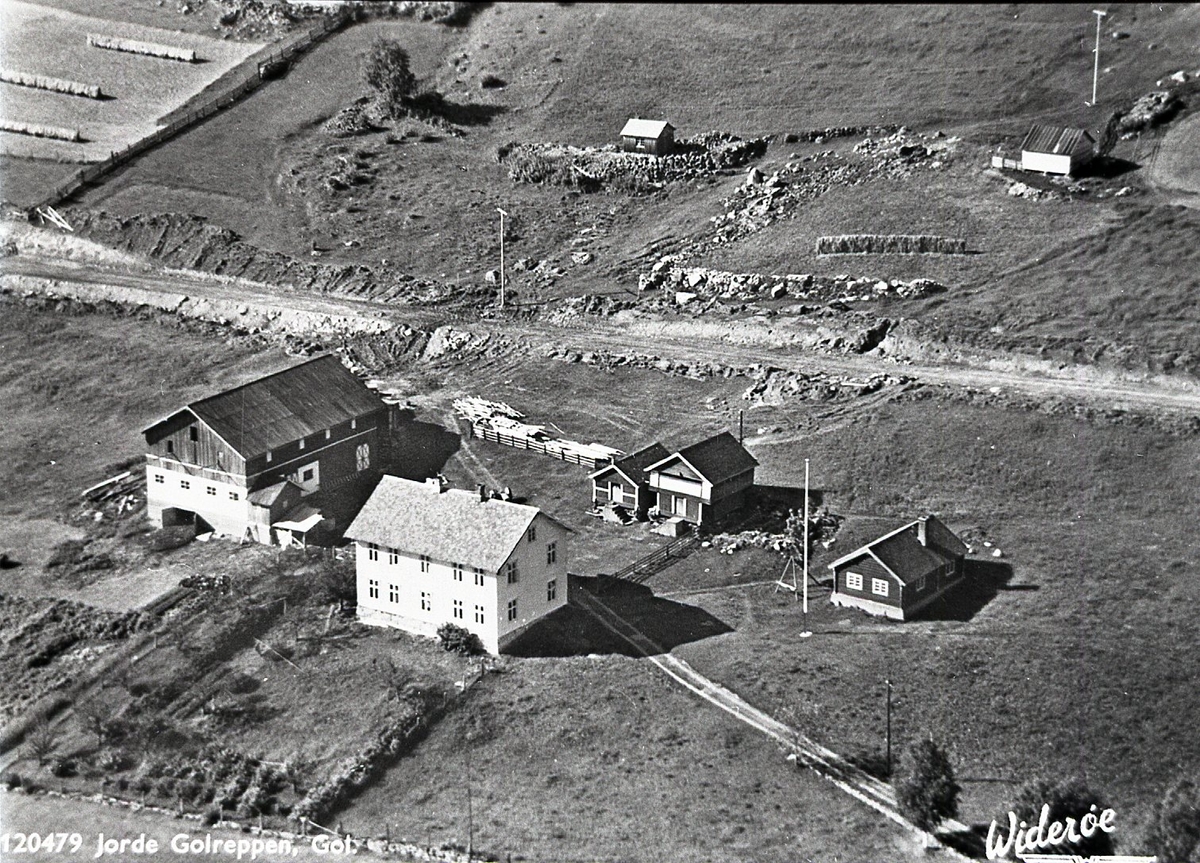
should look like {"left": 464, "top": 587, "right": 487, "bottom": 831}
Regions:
{"left": 474, "top": 605, "right": 485, "bottom": 624}
{"left": 302, "top": 468, "right": 314, "bottom": 482}
{"left": 420, "top": 554, "right": 430, "bottom": 573}
{"left": 388, "top": 549, "right": 399, "bottom": 566}
{"left": 527, "top": 525, "right": 536, "bottom": 542}
{"left": 154, "top": 474, "right": 164, "bottom": 484}
{"left": 298, "top": 438, "right": 305, "bottom": 450}
{"left": 206, "top": 486, "right": 216, "bottom": 496}
{"left": 453, "top": 599, "right": 463, "bottom": 619}
{"left": 507, "top": 598, "right": 518, "bottom": 622}
{"left": 356, "top": 443, "right": 370, "bottom": 472}
{"left": 421, "top": 592, "right": 432, "bottom": 612}
{"left": 189, "top": 427, "right": 198, "bottom": 442}
{"left": 453, "top": 563, "right": 464, "bottom": 581}
{"left": 180, "top": 480, "right": 190, "bottom": 490}
{"left": 351, "top": 419, "right": 357, "bottom": 430}
{"left": 673, "top": 495, "right": 688, "bottom": 516}
{"left": 389, "top": 584, "right": 399, "bottom": 603}
{"left": 846, "top": 572, "right": 863, "bottom": 591}
{"left": 474, "top": 568, "right": 485, "bottom": 587}
{"left": 265, "top": 450, "right": 273, "bottom": 463}
{"left": 229, "top": 491, "right": 239, "bottom": 501}
{"left": 368, "top": 579, "right": 379, "bottom": 599}
{"left": 367, "top": 543, "right": 379, "bottom": 562}
{"left": 610, "top": 481, "right": 623, "bottom": 502}
{"left": 546, "top": 542, "right": 557, "bottom": 565}
{"left": 547, "top": 579, "right": 557, "bottom": 602}
{"left": 871, "top": 578, "right": 890, "bottom": 597}
{"left": 914, "top": 575, "right": 926, "bottom": 592}
{"left": 505, "top": 560, "right": 520, "bottom": 584}
{"left": 325, "top": 429, "right": 332, "bottom": 440}
{"left": 166, "top": 441, "right": 174, "bottom": 454}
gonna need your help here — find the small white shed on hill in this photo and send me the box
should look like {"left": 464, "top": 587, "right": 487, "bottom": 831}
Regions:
{"left": 1020, "top": 124, "right": 1095, "bottom": 176}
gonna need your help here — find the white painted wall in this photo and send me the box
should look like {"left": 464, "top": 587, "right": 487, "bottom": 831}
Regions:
{"left": 146, "top": 465, "right": 250, "bottom": 537}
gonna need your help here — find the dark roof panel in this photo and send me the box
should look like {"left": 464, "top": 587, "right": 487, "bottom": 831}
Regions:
{"left": 923, "top": 514, "right": 969, "bottom": 559}
{"left": 186, "top": 356, "right": 384, "bottom": 458}
{"left": 675, "top": 431, "right": 758, "bottom": 484}
{"left": 871, "top": 529, "right": 945, "bottom": 586}
{"left": 612, "top": 442, "right": 671, "bottom": 479}
{"left": 1021, "top": 123, "right": 1094, "bottom": 155}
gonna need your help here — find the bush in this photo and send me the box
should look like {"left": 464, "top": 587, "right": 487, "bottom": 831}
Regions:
{"left": 3, "top": 772, "right": 22, "bottom": 790}
{"left": 48, "top": 758, "right": 77, "bottom": 778}
{"left": 1011, "top": 778, "right": 1114, "bottom": 857}
{"left": 437, "top": 622, "right": 484, "bottom": 655}
{"left": 1147, "top": 778, "right": 1200, "bottom": 863}
{"left": 202, "top": 808, "right": 220, "bottom": 827}
{"left": 364, "top": 39, "right": 417, "bottom": 118}
{"left": 894, "top": 738, "right": 960, "bottom": 832}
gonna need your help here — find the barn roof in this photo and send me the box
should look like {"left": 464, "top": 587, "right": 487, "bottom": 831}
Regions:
{"left": 145, "top": 355, "right": 384, "bottom": 458}
{"left": 647, "top": 432, "right": 758, "bottom": 485}
{"left": 1020, "top": 123, "right": 1095, "bottom": 155}
{"left": 620, "top": 118, "right": 674, "bottom": 139}
{"left": 345, "top": 476, "right": 567, "bottom": 572}
{"left": 828, "top": 515, "right": 967, "bottom": 586}
{"left": 247, "top": 480, "right": 300, "bottom": 507}
{"left": 590, "top": 442, "right": 670, "bottom": 483}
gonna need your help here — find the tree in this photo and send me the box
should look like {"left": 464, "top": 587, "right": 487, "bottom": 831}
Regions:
{"left": 363, "top": 39, "right": 417, "bottom": 117}
{"left": 24, "top": 721, "right": 58, "bottom": 765}
{"left": 894, "top": 738, "right": 961, "bottom": 833}
{"left": 1011, "top": 777, "right": 1115, "bottom": 857}
{"left": 1148, "top": 778, "right": 1200, "bottom": 863}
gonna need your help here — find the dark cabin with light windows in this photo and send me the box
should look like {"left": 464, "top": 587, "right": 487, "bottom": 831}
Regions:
{"left": 142, "top": 355, "right": 391, "bottom": 545}
{"left": 588, "top": 442, "right": 669, "bottom": 518}
{"left": 645, "top": 432, "right": 758, "bottom": 526}
{"left": 828, "top": 515, "right": 969, "bottom": 620}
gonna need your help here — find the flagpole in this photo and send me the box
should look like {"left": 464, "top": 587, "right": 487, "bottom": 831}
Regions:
{"left": 801, "top": 458, "right": 811, "bottom": 638}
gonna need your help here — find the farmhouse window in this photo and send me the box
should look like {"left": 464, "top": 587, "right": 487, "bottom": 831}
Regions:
{"left": 154, "top": 474, "right": 164, "bottom": 484}
{"left": 351, "top": 419, "right": 357, "bottom": 430}
{"left": 298, "top": 438, "right": 305, "bottom": 451}
{"left": 474, "top": 568, "right": 485, "bottom": 587}
{"left": 368, "top": 579, "right": 379, "bottom": 599}
{"left": 453, "top": 599, "right": 463, "bottom": 619}
{"left": 914, "top": 575, "right": 926, "bottom": 592}
{"left": 180, "top": 480, "right": 191, "bottom": 490}
{"left": 367, "top": 543, "right": 379, "bottom": 562}
{"left": 206, "top": 486, "right": 216, "bottom": 496}
{"left": 325, "top": 429, "right": 332, "bottom": 440}
{"left": 871, "top": 578, "right": 889, "bottom": 597}
{"left": 420, "top": 555, "right": 430, "bottom": 573}
{"left": 474, "top": 605, "right": 484, "bottom": 624}
{"left": 266, "top": 450, "right": 272, "bottom": 463}
{"left": 546, "top": 542, "right": 557, "bottom": 565}
{"left": 673, "top": 495, "right": 688, "bottom": 517}
{"left": 527, "top": 525, "right": 537, "bottom": 542}
{"left": 421, "top": 592, "right": 431, "bottom": 611}
{"left": 388, "top": 549, "right": 399, "bottom": 566}
{"left": 389, "top": 584, "right": 399, "bottom": 603}
{"left": 189, "top": 427, "right": 198, "bottom": 442}
{"left": 453, "top": 563, "right": 464, "bottom": 581}
{"left": 845, "top": 572, "right": 863, "bottom": 591}
{"left": 507, "top": 599, "right": 518, "bottom": 622}
{"left": 505, "top": 561, "right": 520, "bottom": 584}
{"left": 356, "top": 443, "right": 370, "bottom": 472}
{"left": 547, "top": 579, "right": 557, "bottom": 602}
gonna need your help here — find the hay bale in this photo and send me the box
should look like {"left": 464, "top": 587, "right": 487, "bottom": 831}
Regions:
{"left": 0, "top": 68, "right": 102, "bottom": 99}
{"left": 0, "top": 119, "right": 82, "bottom": 142}
{"left": 86, "top": 33, "right": 196, "bottom": 63}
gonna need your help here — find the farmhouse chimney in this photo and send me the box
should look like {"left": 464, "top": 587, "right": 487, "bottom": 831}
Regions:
{"left": 916, "top": 516, "right": 928, "bottom": 547}
{"left": 426, "top": 475, "right": 449, "bottom": 493}
{"left": 477, "top": 483, "right": 489, "bottom": 502}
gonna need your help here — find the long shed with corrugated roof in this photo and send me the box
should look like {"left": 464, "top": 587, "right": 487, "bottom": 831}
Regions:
{"left": 1020, "top": 123, "right": 1095, "bottom": 176}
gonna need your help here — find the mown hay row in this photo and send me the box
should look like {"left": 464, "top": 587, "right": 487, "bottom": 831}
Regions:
{"left": 0, "top": 68, "right": 102, "bottom": 99}
{"left": 87, "top": 33, "right": 196, "bottom": 63}
{"left": 0, "top": 119, "right": 81, "bottom": 142}
{"left": 816, "top": 234, "right": 967, "bottom": 255}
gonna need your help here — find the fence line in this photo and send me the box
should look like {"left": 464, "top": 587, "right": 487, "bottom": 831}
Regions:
{"left": 609, "top": 533, "right": 699, "bottom": 584}
{"left": 29, "top": 10, "right": 350, "bottom": 213}
{"left": 470, "top": 424, "right": 614, "bottom": 470}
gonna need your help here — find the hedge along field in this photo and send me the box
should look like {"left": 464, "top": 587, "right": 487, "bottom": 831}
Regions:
{"left": 0, "top": 1, "right": 264, "bottom": 163}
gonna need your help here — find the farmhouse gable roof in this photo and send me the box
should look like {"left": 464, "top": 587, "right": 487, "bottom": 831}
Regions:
{"left": 620, "top": 118, "right": 674, "bottom": 139}
{"left": 589, "top": 442, "right": 670, "bottom": 484}
{"left": 828, "top": 515, "right": 967, "bottom": 587}
{"left": 345, "top": 476, "right": 566, "bottom": 572}
{"left": 143, "top": 355, "right": 384, "bottom": 459}
{"left": 647, "top": 432, "right": 758, "bottom": 485}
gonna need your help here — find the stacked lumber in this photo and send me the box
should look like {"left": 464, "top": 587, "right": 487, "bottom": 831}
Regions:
{"left": 87, "top": 33, "right": 196, "bottom": 63}
{"left": 0, "top": 69, "right": 102, "bottom": 99}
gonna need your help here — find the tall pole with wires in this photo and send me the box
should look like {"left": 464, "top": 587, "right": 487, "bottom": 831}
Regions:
{"left": 800, "top": 458, "right": 811, "bottom": 638}
{"left": 495, "top": 208, "right": 508, "bottom": 310}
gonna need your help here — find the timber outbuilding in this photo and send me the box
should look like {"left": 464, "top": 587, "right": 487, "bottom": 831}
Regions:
{"left": 646, "top": 432, "right": 758, "bottom": 526}
{"left": 142, "top": 355, "right": 391, "bottom": 545}
{"left": 620, "top": 118, "right": 675, "bottom": 156}
{"left": 828, "top": 515, "right": 969, "bottom": 621}
{"left": 1019, "top": 123, "right": 1095, "bottom": 176}
{"left": 588, "top": 442, "right": 669, "bottom": 519}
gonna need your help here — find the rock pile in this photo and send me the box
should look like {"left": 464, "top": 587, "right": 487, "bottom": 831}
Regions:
{"left": 640, "top": 263, "right": 947, "bottom": 304}
{"left": 1117, "top": 90, "right": 1184, "bottom": 136}
{"left": 785, "top": 124, "right": 900, "bottom": 144}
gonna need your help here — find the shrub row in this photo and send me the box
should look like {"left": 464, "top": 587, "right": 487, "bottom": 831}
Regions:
{"left": 816, "top": 234, "right": 967, "bottom": 255}
{"left": 0, "top": 69, "right": 102, "bottom": 99}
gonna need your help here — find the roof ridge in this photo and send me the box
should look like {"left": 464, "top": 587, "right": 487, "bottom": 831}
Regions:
{"left": 189, "top": 354, "right": 341, "bottom": 409}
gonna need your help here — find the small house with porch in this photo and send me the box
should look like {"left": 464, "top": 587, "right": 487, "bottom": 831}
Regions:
{"left": 828, "top": 515, "right": 969, "bottom": 621}
{"left": 1020, "top": 123, "right": 1095, "bottom": 176}
{"left": 620, "top": 118, "right": 675, "bottom": 156}
{"left": 646, "top": 432, "right": 758, "bottom": 526}
{"left": 588, "top": 442, "right": 669, "bottom": 519}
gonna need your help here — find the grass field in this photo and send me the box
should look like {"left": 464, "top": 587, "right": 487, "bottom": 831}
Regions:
{"left": 0, "top": 1, "right": 264, "bottom": 163}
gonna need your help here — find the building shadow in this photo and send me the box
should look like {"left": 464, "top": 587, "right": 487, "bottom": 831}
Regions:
{"left": 408, "top": 91, "right": 508, "bottom": 127}
{"left": 387, "top": 414, "right": 462, "bottom": 480}
{"left": 720, "top": 484, "right": 826, "bottom": 534}
{"left": 1079, "top": 155, "right": 1141, "bottom": 179}
{"left": 916, "top": 559, "right": 1017, "bottom": 622}
{"left": 505, "top": 575, "right": 733, "bottom": 658}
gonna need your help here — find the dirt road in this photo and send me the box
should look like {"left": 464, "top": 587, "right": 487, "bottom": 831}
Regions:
{"left": 5, "top": 251, "right": 1200, "bottom": 418}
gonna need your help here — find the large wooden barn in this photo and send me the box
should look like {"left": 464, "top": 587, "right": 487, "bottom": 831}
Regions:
{"left": 142, "top": 355, "right": 391, "bottom": 545}
{"left": 828, "top": 515, "right": 969, "bottom": 621}
{"left": 620, "top": 118, "right": 675, "bottom": 156}
{"left": 646, "top": 432, "right": 757, "bottom": 526}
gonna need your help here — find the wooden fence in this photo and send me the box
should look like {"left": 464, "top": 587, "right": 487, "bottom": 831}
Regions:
{"left": 470, "top": 424, "right": 614, "bottom": 470}
{"left": 29, "top": 10, "right": 350, "bottom": 213}
{"left": 609, "top": 533, "right": 700, "bottom": 585}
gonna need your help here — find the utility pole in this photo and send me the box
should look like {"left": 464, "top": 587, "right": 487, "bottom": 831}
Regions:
{"left": 885, "top": 677, "right": 893, "bottom": 775}
{"left": 465, "top": 743, "right": 474, "bottom": 861}
{"left": 495, "top": 208, "right": 508, "bottom": 310}
{"left": 1091, "top": 9, "right": 1107, "bottom": 105}
{"left": 800, "top": 458, "right": 811, "bottom": 638}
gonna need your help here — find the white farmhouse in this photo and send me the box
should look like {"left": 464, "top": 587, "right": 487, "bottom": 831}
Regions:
{"left": 345, "top": 476, "right": 570, "bottom": 655}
